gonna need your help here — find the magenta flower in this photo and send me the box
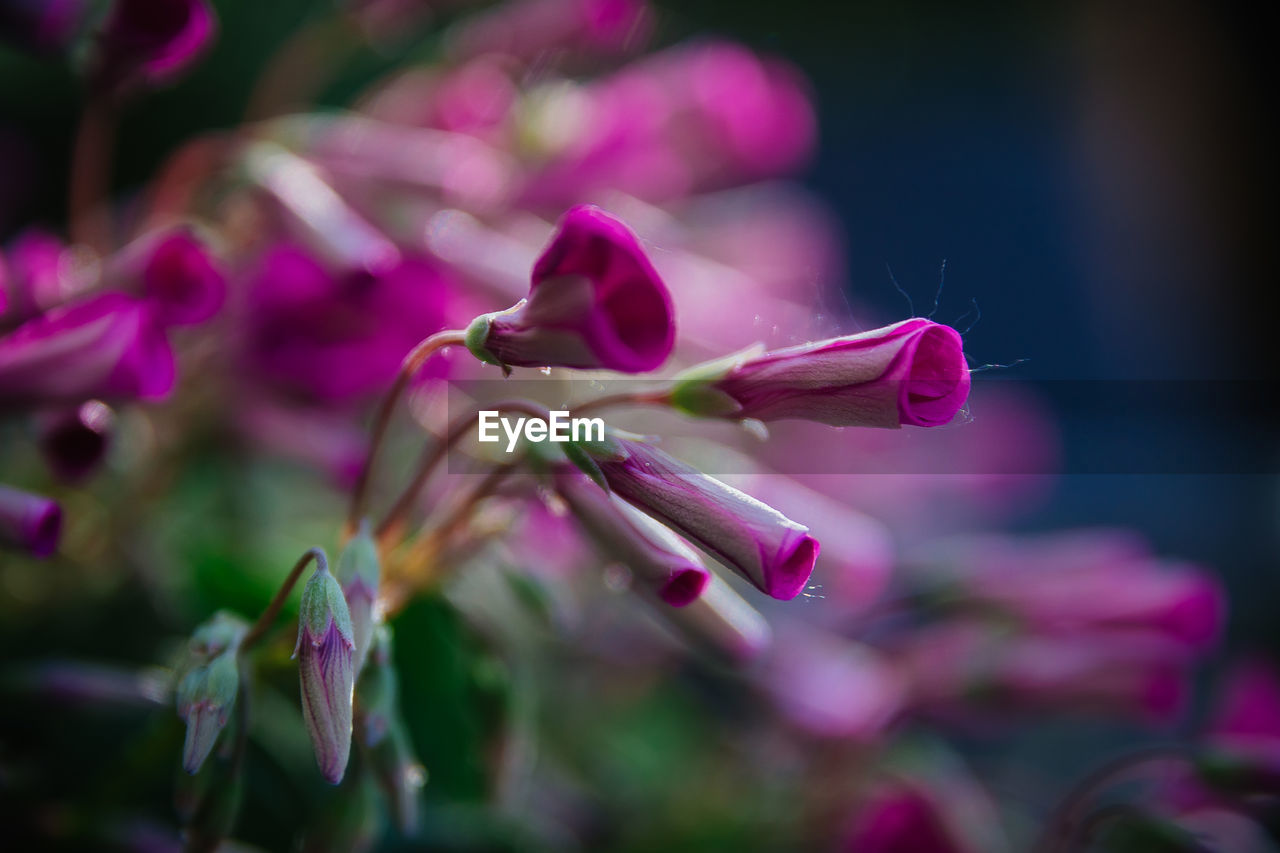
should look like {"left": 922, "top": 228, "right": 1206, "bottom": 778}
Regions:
{"left": 96, "top": 0, "right": 215, "bottom": 88}
{"left": 294, "top": 558, "right": 355, "bottom": 784}
{"left": 466, "top": 205, "right": 674, "bottom": 373}
{"left": 575, "top": 434, "right": 818, "bottom": 600}
{"left": 0, "top": 292, "right": 174, "bottom": 406}
{"left": 674, "top": 318, "right": 970, "bottom": 428}
{"left": 2, "top": 228, "right": 85, "bottom": 323}
{"left": 759, "top": 624, "right": 903, "bottom": 739}
{"left": 841, "top": 785, "right": 972, "bottom": 853}
{"left": 0, "top": 484, "right": 61, "bottom": 559}
{"left": 915, "top": 532, "right": 1225, "bottom": 650}
{"left": 246, "top": 245, "right": 459, "bottom": 402}
{"left": 38, "top": 400, "right": 114, "bottom": 484}
{"left": 554, "top": 467, "right": 709, "bottom": 607}
{"left": 142, "top": 229, "right": 226, "bottom": 326}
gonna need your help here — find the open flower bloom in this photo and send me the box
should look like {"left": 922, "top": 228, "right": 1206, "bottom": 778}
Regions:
{"left": 142, "top": 230, "right": 226, "bottom": 326}
{"left": 575, "top": 434, "right": 818, "bottom": 600}
{"left": 466, "top": 205, "right": 674, "bottom": 373}
{"left": 97, "top": 0, "right": 216, "bottom": 88}
{"left": 674, "top": 318, "right": 970, "bottom": 428}
{"left": 0, "top": 484, "right": 62, "bottom": 558}
{"left": 295, "top": 560, "right": 356, "bottom": 784}
{"left": 0, "top": 292, "right": 175, "bottom": 405}
{"left": 554, "top": 467, "right": 710, "bottom": 607}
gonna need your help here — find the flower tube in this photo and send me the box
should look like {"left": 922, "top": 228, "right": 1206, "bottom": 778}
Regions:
{"left": 571, "top": 433, "right": 818, "bottom": 600}
{"left": 465, "top": 205, "right": 674, "bottom": 373}
{"left": 673, "top": 318, "right": 970, "bottom": 428}
{"left": 554, "top": 467, "right": 709, "bottom": 606}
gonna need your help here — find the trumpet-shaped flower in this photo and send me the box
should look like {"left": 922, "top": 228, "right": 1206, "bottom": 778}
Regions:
{"left": 466, "top": 205, "right": 674, "bottom": 373}
{"left": 673, "top": 318, "right": 970, "bottom": 428}
{"left": 570, "top": 433, "right": 818, "bottom": 600}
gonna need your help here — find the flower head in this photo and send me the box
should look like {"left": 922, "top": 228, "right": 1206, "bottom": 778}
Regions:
{"left": 673, "top": 318, "right": 970, "bottom": 428}
{"left": 0, "top": 292, "right": 175, "bottom": 406}
{"left": 0, "top": 484, "right": 62, "bottom": 559}
{"left": 294, "top": 557, "right": 355, "bottom": 784}
{"left": 570, "top": 433, "right": 818, "bottom": 600}
{"left": 554, "top": 467, "right": 709, "bottom": 607}
{"left": 466, "top": 205, "right": 674, "bottom": 373}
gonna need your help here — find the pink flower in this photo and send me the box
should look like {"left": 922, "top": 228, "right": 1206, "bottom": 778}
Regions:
{"left": 246, "top": 245, "right": 458, "bottom": 402}
{"left": 97, "top": 0, "right": 216, "bottom": 88}
{"left": 759, "top": 624, "right": 903, "bottom": 739}
{"left": 142, "top": 229, "right": 225, "bottom": 326}
{"left": 575, "top": 434, "right": 819, "bottom": 600}
{"left": 0, "top": 292, "right": 175, "bottom": 405}
{"left": 466, "top": 205, "right": 674, "bottom": 373}
{"left": 1, "top": 228, "right": 87, "bottom": 322}
{"left": 449, "top": 0, "right": 651, "bottom": 65}
{"left": 842, "top": 786, "right": 972, "bottom": 853}
{"left": 913, "top": 532, "right": 1225, "bottom": 650}
{"left": 0, "top": 484, "right": 62, "bottom": 559}
{"left": 554, "top": 467, "right": 709, "bottom": 606}
{"left": 674, "top": 318, "right": 970, "bottom": 428}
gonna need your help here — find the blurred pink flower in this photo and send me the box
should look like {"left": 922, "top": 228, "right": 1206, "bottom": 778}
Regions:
{"left": 1, "top": 229, "right": 88, "bottom": 322}
{"left": 245, "top": 244, "right": 458, "bottom": 402}
{"left": 0, "top": 483, "right": 61, "bottom": 559}
{"left": 841, "top": 785, "right": 972, "bottom": 853}
{"left": 449, "top": 0, "right": 651, "bottom": 66}
{"left": 142, "top": 229, "right": 225, "bottom": 326}
{"left": 759, "top": 623, "right": 903, "bottom": 739}
{"left": 914, "top": 532, "right": 1225, "bottom": 650}
{"left": 0, "top": 291, "right": 174, "bottom": 405}
{"left": 467, "top": 205, "right": 674, "bottom": 372}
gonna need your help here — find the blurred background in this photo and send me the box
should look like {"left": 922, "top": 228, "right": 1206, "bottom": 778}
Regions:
{"left": 2, "top": 0, "right": 1278, "bottom": 850}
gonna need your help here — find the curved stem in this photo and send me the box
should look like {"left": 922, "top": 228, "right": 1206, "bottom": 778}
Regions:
{"left": 375, "top": 399, "right": 550, "bottom": 545}
{"left": 69, "top": 91, "right": 117, "bottom": 254}
{"left": 1035, "top": 746, "right": 1191, "bottom": 853}
{"left": 240, "top": 547, "right": 327, "bottom": 654}
{"left": 347, "top": 329, "right": 466, "bottom": 534}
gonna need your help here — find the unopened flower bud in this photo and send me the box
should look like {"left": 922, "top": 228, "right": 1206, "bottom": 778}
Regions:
{"left": 465, "top": 205, "right": 674, "bottom": 373}
{"left": 569, "top": 432, "right": 819, "bottom": 600}
{"left": 175, "top": 612, "right": 247, "bottom": 774}
{"left": 671, "top": 318, "right": 970, "bottom": 428}
{"left": 554, "top": 467, "right": 709, "bottom": 606}
{"left": 295, "top": 556, "right": 356, "bottom": 784}
{"left": 336, "top": 521, "right": 381, "bottom": 677}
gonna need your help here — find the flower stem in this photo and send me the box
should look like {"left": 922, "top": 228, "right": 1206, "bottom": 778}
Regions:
{"left": 69, "top": 91, "right": 117, "bottom": 254}
{"left": 240, "top": 547, "right": 328, "bottom": 654}
{"left": 347, "top": 329, "right": 466, "bottom": 535}
{"left": 569, "top": 389, "right": 672, "bottom": 416}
